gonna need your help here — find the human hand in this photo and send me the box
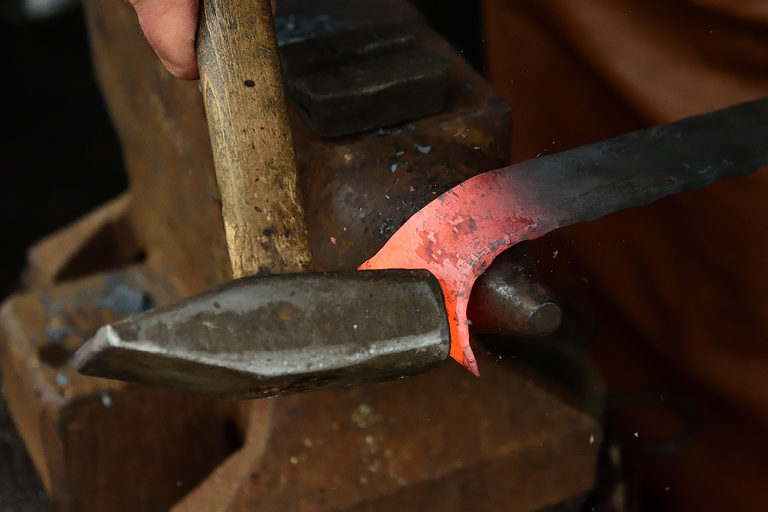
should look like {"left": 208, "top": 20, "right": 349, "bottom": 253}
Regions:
{"left": 128, "top": 0, "right": 199, "bottom": 78}
{"left": 127, "top": 0, "right": 276, "bottom": 80}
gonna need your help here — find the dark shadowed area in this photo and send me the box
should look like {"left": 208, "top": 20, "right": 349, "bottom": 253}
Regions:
{"left": 1, "top": 6, "right": 124, "bottom": 511}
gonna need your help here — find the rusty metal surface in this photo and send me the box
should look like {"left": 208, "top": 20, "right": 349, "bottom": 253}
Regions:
{"left": 174, "top": 347, "right": 600, "bottom": 512}
{"left": 295, "top": 51, "right": 510, "bottom": 271}
{"left": 84, "top": 0, "right": 232, "bottom": 297}
{"left": 0, "top": 267, "right": 241, "bottom": 512}
{"left": 74, "top": 270, "right": 450, "bottom": 399}
{"left": 84, "top": 0, "right": 509, "bottom": 288}
{"left": 24, "top": 194, "right": 142, "bottom": 289}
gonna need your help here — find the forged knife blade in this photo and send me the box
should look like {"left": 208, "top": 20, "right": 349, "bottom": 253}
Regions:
{"left": 361, "top": 97, "right": 768, "bottom": 375}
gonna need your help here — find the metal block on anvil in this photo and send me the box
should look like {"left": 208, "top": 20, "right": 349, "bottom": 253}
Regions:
{"left": 277, "top": 15, "right": 449, "bottom": 137}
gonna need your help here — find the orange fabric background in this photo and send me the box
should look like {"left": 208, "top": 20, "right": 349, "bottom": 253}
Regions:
{"left": 482, "top": 1, "right": 768, "bottom": 510}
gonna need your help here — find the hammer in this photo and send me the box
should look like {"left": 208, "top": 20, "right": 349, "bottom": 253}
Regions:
{"left": 73, "top": 0, "right": 453, "bottom": 398}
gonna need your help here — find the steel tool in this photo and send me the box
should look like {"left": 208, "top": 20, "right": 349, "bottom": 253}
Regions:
{"left": 74, "top": 270, "right": 448, "bottom": 398}
{"left": 74, "top": 97, "right": 768, "bottom": 396}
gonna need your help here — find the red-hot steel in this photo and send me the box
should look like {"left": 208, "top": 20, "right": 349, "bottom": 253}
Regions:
{"left": 360, "top": 168, "right": 546, "bottom": 375}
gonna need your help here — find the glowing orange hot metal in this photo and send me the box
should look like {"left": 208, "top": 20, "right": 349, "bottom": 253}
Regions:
{"left": 361, "top": 99, "right": 768, "bottom": 375}
{"left": 359, "top": 169, "right": 546, "bottom": 376}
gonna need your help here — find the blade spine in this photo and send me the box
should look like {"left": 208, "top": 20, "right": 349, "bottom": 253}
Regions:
{"left": 499, "top": 97, "right": 768, "bottom": 229}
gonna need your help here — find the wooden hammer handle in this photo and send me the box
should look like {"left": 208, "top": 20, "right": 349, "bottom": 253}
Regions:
{"left": 196, "top": 0, "right": 312, "bottom": 278}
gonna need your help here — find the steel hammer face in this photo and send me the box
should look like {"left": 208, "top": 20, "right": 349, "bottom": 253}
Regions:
{"left": 73, "top": 269, "right": 450, "bottom": 399}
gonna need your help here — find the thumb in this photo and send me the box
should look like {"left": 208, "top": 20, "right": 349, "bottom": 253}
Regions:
{"left": 129, "top": 0, "right": 200, "bottom": 79}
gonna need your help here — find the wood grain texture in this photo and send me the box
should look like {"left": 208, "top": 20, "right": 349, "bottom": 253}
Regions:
{"left": 197, "top": 0, "right": 312, "bottom": 277}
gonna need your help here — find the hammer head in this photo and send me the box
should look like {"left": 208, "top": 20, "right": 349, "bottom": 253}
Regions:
{"left": 72, "top": 270, "right": 450, "bottom": 399}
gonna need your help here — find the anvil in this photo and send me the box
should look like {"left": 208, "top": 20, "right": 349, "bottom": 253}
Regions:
{"left": 74, "top": 97, "right": 768, "bottom": 397}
